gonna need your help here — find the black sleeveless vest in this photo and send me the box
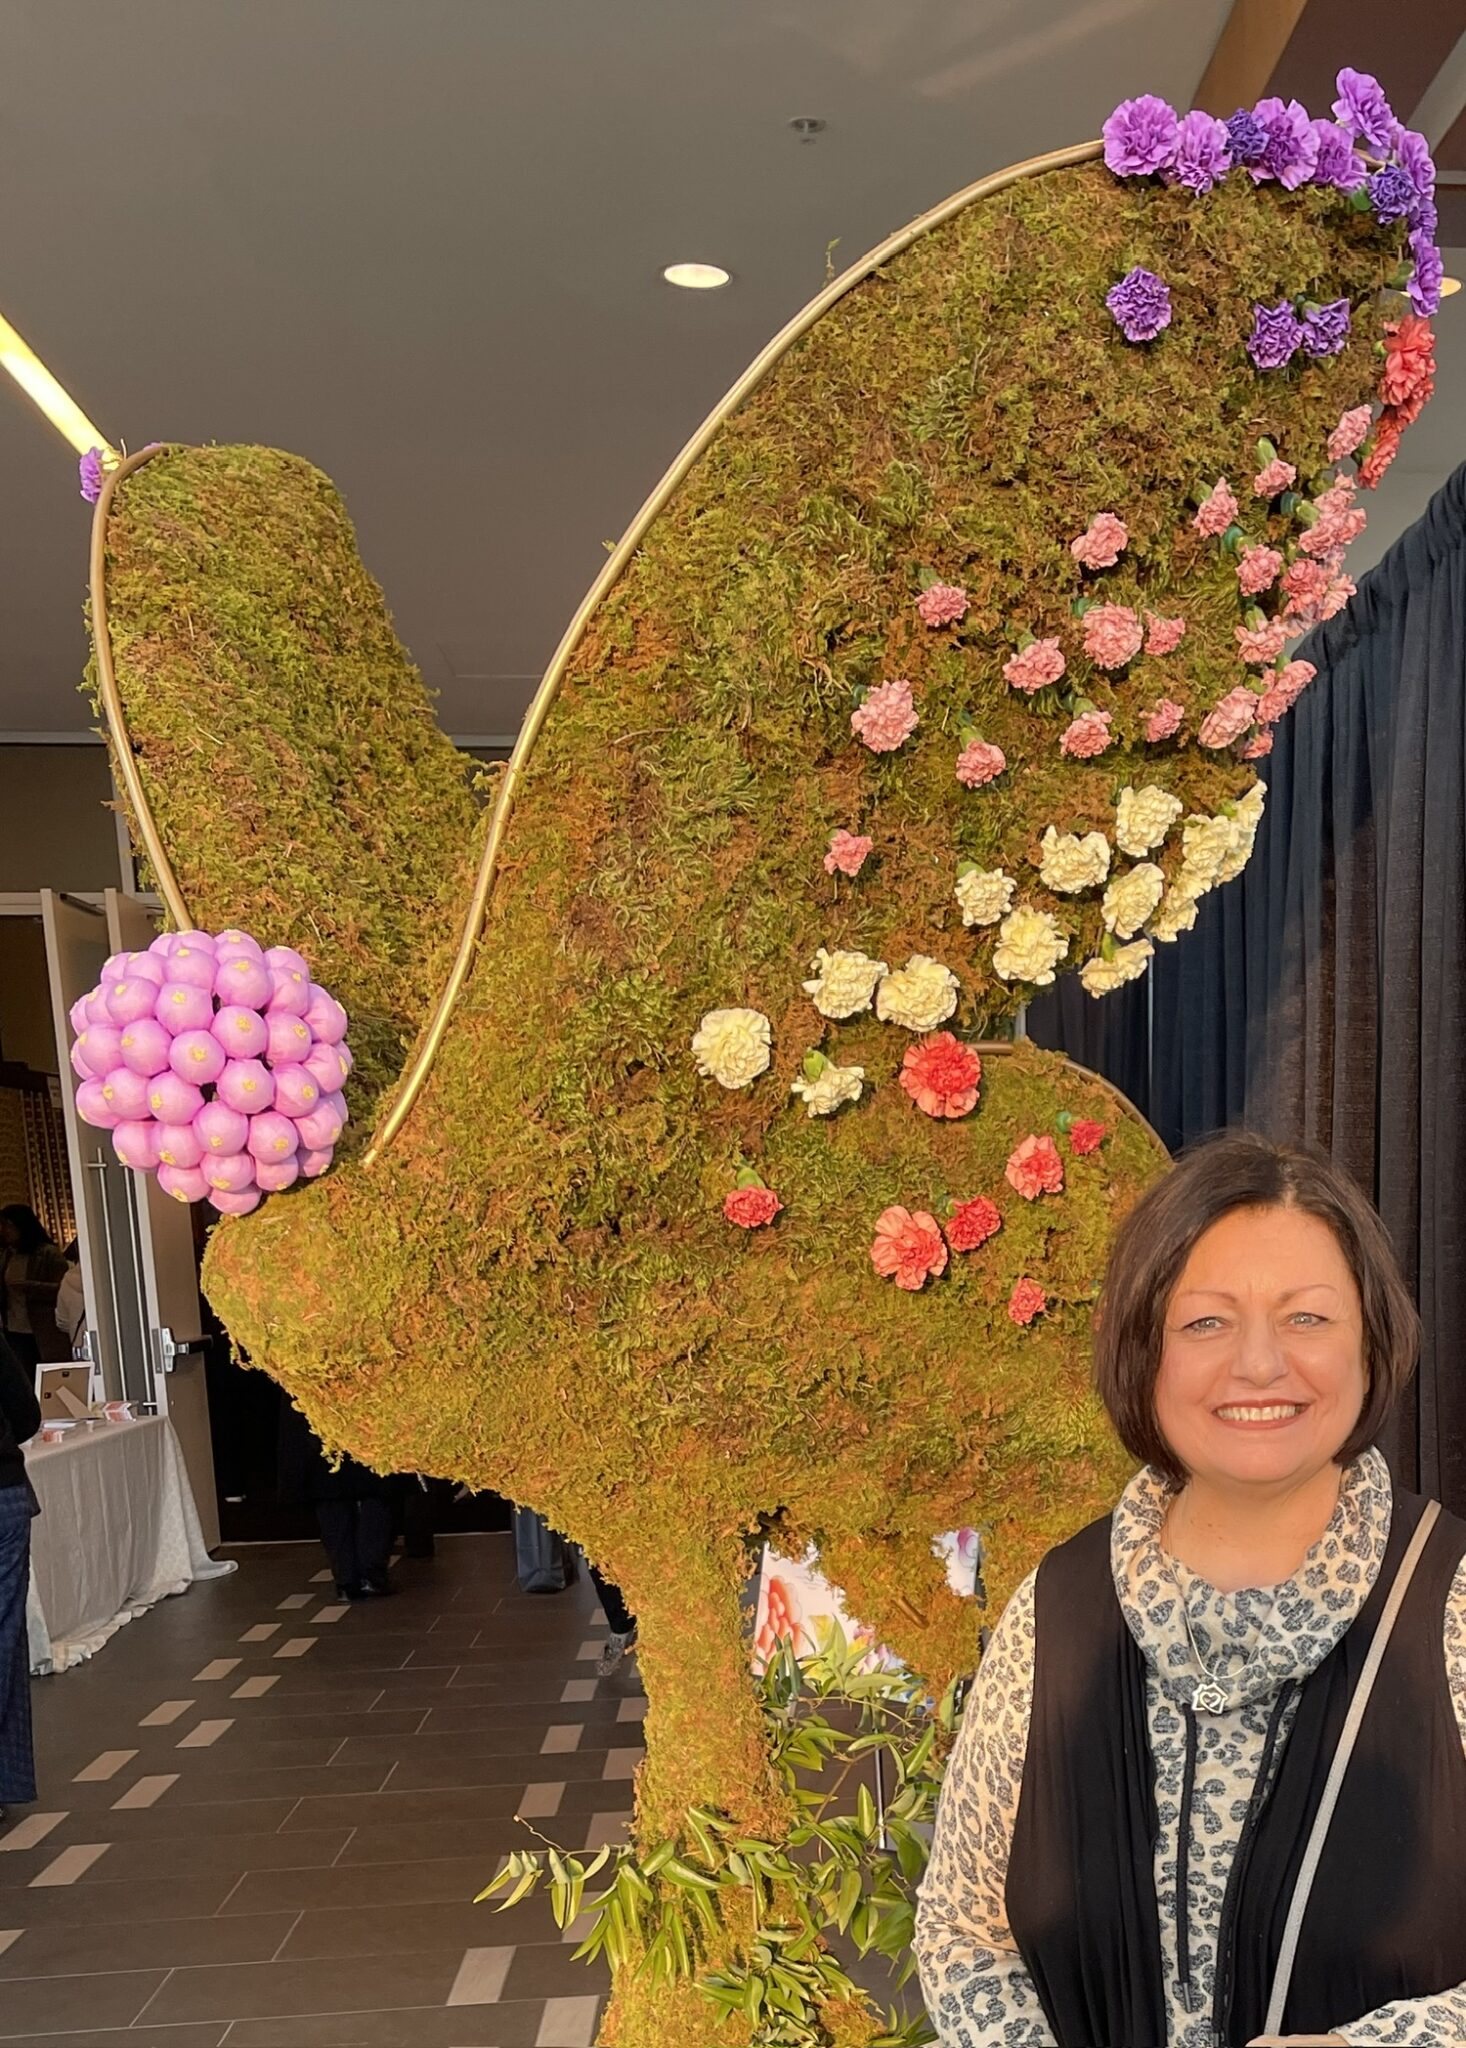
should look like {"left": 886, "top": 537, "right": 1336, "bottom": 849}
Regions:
{"left": 1005, "top": 1488, "right": 1466, "bottom": 2048}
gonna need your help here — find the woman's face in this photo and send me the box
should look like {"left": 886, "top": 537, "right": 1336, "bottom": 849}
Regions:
{"left": 1155, "top": 1203, "right": 1367, "bottom": 1492}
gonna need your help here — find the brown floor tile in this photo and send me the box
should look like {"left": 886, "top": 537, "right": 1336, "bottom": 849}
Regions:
{"left": 0, "top": 1909, "right": 299, "bottom": 1979}
{"left": 23, "top": 1827, "right": 352, "bottom": 1887}
{"left": 140, "top": 1951, "right": 466, "bottom": 2024}
{"left": 216, "top": 1855, "right": 563, "bottom": 1930}
{"left": 0, "top": 1967, "right": 168, "bottom": 2039}
{"left": 223, "top": 2003, "right": 551, "bottom": 2046}
{"left": 2, "top": 2029, "right": 225, "bottom": 2048}
{"left": 0, "top": 1874, "right": 240, "bottom": 1931}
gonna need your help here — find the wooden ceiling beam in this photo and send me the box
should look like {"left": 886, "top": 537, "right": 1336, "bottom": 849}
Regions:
{"left": 1194, "top": 0, "right": 1311, "bottom": 116}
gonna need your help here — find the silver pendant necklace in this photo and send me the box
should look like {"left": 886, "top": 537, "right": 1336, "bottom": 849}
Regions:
{"left": 1164, "top": 1508, "right": 1280, "bottom": 1714}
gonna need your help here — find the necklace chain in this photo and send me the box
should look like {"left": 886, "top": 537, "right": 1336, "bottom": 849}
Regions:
{"left": 1163, "top": 1505, "right": 1280, "bottom": 1713}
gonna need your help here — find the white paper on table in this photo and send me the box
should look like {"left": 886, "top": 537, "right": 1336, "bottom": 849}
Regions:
{"left": 750, "top": 1526, "right": 981, "bottom": 1676}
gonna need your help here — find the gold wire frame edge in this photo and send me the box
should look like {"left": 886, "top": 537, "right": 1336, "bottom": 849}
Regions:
{"left": 361, "top": 136, "right": 1104, "bottom": 1165}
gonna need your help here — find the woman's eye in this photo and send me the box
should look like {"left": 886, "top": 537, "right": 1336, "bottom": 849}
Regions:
{"left": 1185, "top": 1316, "right": 1224, "bottom": 1333}
{"left": 1289, "top": 1312, "right": 1325, "bottom": 1327}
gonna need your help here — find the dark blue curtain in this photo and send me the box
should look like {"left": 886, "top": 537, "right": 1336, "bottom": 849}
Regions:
{"left": 1031, "top": 462, "right": 1466, "bottom": 1506}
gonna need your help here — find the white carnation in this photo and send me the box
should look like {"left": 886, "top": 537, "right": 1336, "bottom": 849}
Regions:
{"left": 1176, "top": 813, "right": 1235, "bottom": 898}
{"left": 955, "top": 867, "right": 1015, "bottom": 928}
{"left": 992, "top": 906, "right": 1069, "bottom": 987}
{"left": 1149, "top": 884, "right": 1201, "bottom": 944}
{"left": 1216, "top": 780, "right": 1267, "bottom": 884}
{"left": 1038, "top": 826, "right": 1111, "bottom": 894}
{"left": 802, "top": 947, "right": 888, "bottom": 1021}
{"left": 691, "top": 1007, "right": 771, "bottom": 1089}
{"left": 789, "top": 1060, "right": 865, "bottom": 1118}
{"left": 1115, "top": 784, "right": 1184, "bottom": 858}
{"left": 1080, "top": 939, "right": 1154, "bottom": 997}
{"left": 875, "top": 954, "right": 960, "bottom": 1032}
{"left": 1102, "top": 862, "right": 1166, "bottom": 939}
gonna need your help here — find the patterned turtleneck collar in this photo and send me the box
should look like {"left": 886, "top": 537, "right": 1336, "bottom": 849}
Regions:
{"left": 1111, "top": 1447, "right": 1393, "bottom": 1713}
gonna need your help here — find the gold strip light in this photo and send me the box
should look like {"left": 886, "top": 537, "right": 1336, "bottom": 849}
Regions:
{"left": 0, "top": 310, "right": 117, "bottom": 460}
{"left": 362, "top": 137, "right": 1105, "bottom": 1164}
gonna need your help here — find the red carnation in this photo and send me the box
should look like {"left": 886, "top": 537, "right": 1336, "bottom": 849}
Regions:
{"left": 1005, "top": 1133, "right": 1064, "bottom": 1200}
{"left": 1069, "top": 1119, "right": 1108, "bottom": 1156}
{"left": 1008, "top": 1277, "right": 1047, "bottom": 1326}
{"left": 899, "top": 1033, "right": 982, "bottom": 1120}
{"left": 723, "top": 1186, "right": 783, "bottom": 1229}
{"left": 948, "top": 1197, "right": 1002, "bottom": 1253}
{"left": 870, "top": 1206, "right": 948, "bottom": 1291}
{"left": 1359, "top": 411, "right": 1404, "bottom": 490}
{"left": 1380, "top": 315, "right": 1435, "bottom": 411}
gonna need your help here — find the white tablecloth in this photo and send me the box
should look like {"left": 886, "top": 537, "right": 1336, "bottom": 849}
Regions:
{"left": 23, "top": 1415, "right": 235, "bottom": 1674}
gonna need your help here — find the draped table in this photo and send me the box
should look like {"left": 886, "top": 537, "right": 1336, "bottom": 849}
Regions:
{"left": 23, "top": 1415, "right": 235, "bottom": 1673}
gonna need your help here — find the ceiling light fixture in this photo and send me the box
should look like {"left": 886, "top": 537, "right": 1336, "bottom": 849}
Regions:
{"left": 662, "top": 262, "right": 732, "bottom": 291}
{"left": 0, "top": 309, "right": 115, "bottom": 458}
{"left": 1440, "top": 276, "right": 1462, "bottom": 298}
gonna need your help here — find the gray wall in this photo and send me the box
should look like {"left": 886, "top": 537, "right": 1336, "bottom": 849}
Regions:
{"left": 0, "top": 746, "right": 122, "bottom": 893}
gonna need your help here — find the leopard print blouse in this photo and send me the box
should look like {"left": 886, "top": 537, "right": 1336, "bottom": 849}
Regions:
{"left": 913, "top": 1451, "right": 1466, "bottom": 2046}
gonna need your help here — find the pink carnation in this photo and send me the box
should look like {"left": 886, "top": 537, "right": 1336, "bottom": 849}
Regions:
{"left": 947, "top": 1196, "right": 1002, "bottom": 1253}
{"left": 917, "top": 582, "right": 969, "bottom": 628}
{"left": 1082, "top": 603, "right": 1143, "bottom": 670}
{"left": 1237, "top": 545, "right": 1284, "bottom": 597}
{"left": 1069, "top": 1119, "right": 1108, "bottom": 1155}
{"left": 870, "top": 1206, "right": 948, "bottom": 1291}
{"left": 1146, "top": 698, "right": 1185, "bottom": 742}
{"left": 823, "top": 830, "right": 873, "bottom": 877}
{"left": 1144, "top": 612, "right": 1187, "bottom": 655}
{"left": 1003, "top": 638, "right": 1066, "bottom": 693}
{"left": 1198, "top": 687, "right": 1259, "bottom": 749}
{"left": 1281, "top": 558, "right": 1332, "bottom": 622}
{"left": 1060, "top": 709, "right": 1114, "bottom": 759}
{"left": 1253, "top": 458, "right": 1297, "bottom": 497}
{"left": 724, "top": 1187, "right": 783, "bottom": 1229}
{"left": 852, "top": 678, "right": 918, "bottom": 752}
{"left": 1070, "top": 511, "right": 1129, "bottom": 570}
{"left": 1257, "top": 684, "right": 1290, "bottom": 725}
{"left": 1008, "top": 1277, "right": 1048, "bottom": 1326}
{"left": 1314, "top": 477, "right": 1357, "bottom": 521}
{"left": 1272, "top": 658, "right": 1316, "bottom": 709}
{"left": 1320, "top": 574, "right": 1355, "bottom": 619}
{"left": 1328, "top": 404, "right": 1374, "bottom": 462}
{"left": 1193, "top": 477, "right": 1239, "bottom": 538}
{"left": 900, "top": 1033, "right": 982, "bottom": 1120}
{"left": 956, "top": 739, "right": 1007, "bottom": 788}
{"left": 1236, "top": 618, "right": 1290, "bottom": 665}
{"left": 1006, "top": 1133, "right": 1064, "bottom": 1200}
{"left": 1241, "top": 731, "right": 1274, "bottom": 760}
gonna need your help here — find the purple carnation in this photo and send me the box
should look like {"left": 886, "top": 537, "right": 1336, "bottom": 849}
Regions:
{"left": 78, "top": 449, "right": 105, "bottom": 504}
{"left": 1411, "top": 195, "right": 1439, "bottom": 245}
{"left": 1332, "top": 68, "right": 1396, "bottom": 155}
{"left": 1252, "top": 96, "right": 1320, "bottom": 188}
{"left": 1392, "top": 124, "right": 1437, "bottom": 207}
{"left": 1102, "top": 94, "right": 1179, "bottom": 177}
{"left": 1164, "top": 108, "right": 1230, "bottom": 194}
{"left": 1247, "top": 301, "right": 1304, "bottom": 370}
{"left": 1106, "top": 266, "right": 1172, "bottom": 342}
{"left": 1309, "top": 119, "right": 1366, "bottom": 192}
{"left": 1369, "top": 163, "right": 1415, "bottom": 226}
{"left": 1301, "top": 298, "right": 1351, "bottom": 358}
{"left": 1409, "top": 231, "right": 1444, "bottom": 317}
{"left": 1226, "top": 109, "right": 1268, "bottom": 166}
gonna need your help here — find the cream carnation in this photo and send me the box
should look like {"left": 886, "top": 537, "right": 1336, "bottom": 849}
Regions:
{"left": 875, "top": 954, "right": 960, "bottom": 1033}
{"left": 1080, "top": 939, "right": 1154, "bottom": 996}
{"left": 1149, "top": 884, "right": 1201, "bottom": 943}
{"left": 1102, "top": 862, "right": 1166, "bottom": 938}
{"left": 802, "top": 947, "right": 887, "bottom": 1021}
{"left": 955, "top": 867, "right": 1016, "bottom": 928}
{"left": 691, "top": 1007, "right": 771, "bottom": 1089}
{"left": 1038, "top": 826, "right": 1111, "bottom": 894}
{"left": 789, "top": 1059, "right": 865, "bottom": 1118}
{"left": 1177, "top": 814, "right": 1236, "bottom": 896}
{"left": 993, "top": 907, "right": 1069, "bottom": 987}
{"left": 1114, "top": 783, "right": 1183, "bottom": 857}
{"left": 1216, "top": 783, "right": 1266, "bottom": 884}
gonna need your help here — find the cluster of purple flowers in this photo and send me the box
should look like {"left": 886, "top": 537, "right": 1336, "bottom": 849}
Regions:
{"left": 1246, "top": 297, "right": 1351, "bottom": 370}
{"left": 1101, "top": 67, "right": 1442, "bottom": 317}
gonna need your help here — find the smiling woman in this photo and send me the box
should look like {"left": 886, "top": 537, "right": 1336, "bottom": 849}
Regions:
{"left": 916, "top": 1130, "right": 1466, "bottom": 2048}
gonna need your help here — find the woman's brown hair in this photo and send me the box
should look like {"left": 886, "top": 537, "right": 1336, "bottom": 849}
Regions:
{"left": 1093, "top": 1130, "right": 1420, "bottom": 1485}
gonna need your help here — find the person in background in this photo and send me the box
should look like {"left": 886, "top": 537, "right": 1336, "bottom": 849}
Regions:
{"left": 0, "top": 1207, "right": 66, "bottom": 1370}
{"left": 54, "top": 1243, "right": 84, "bottom": 1354}
{"left": 277, "top": 1392, "right": 398, "bottom": 1602}
{"left": 0, "top": 1328, "right": 40, "bottom": 1824}
{"left": 592, "top": 1567, "right": 637, "bottom": 1677}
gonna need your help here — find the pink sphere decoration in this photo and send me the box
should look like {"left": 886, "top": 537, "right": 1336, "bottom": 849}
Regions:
{"left": 70, "top": 1038, "right": 97, "bottom": 1082}
{"left": 155, "top": 981, "right": 215, "bottom": 1035}
{"left": 203, "top": 1151, "right": 256, "bottom": 1195}
{"left": 147, "top": 1073, "right": 205, "bottom": 1124}
{"left": 159, "top": 943, "right": 217, "bottom": 991}
{"left": 195, "top": 1101, "right": 249, "bottom": 1156}
{"left": 303, "top": 1042, "right": 347, "bottom": 1094}
{"left": 106, "top": 974, "right": 164, "bottom": 1026}
{"left": 100, "top": 951, "right": 137, "bottom": 985}
{"left": 215, "top": 929, "right": 263, "bottom": 963}
{"left": 158, "top": 1163, "right": 210, "bottom": 1205}
{"left": 76, "top": 1078, "right": 121, "bottom": 1129}
{"left": 217, "top": 1058, "right": 275, "bottom": 1116}
{"left": 170, "top": 1029, "right": 228, "bottom": 1086}
{"left": 265, "top": 948, "right": 312, "bottom": 1016}
{"left": 254, "top": 1156, "right": 300, "bottom": 1193}
{"left": 113, "top": 1120, "right": 162, "bottom": 1171}
{"left": 74, "top": 1023, "right": 124, "bottom": 1078}
{"left": 295, "top": 1097, "right": 345, "bottom": 1150}
{"left": 104, "top": 1068, "right": 154, "bottom": 1121}
{"left": 304, "top": 987, "right": 348, "bottom": 1045}
{"left": 156, "top": 1123, "right": 205, "bottom": 1171}
{"left": 266, "top": 1013, "right": 314, "bottom": 1066}
{"left": 69, "top": 994, "right": 92, "bottom": 1036}
{"left": 272, "top": 1063, "right": 322, "bottom": 1119}
{"left": 214, "top": 952, "right": 272, "bottom": 1009}
{"left": 84, "top": 987, "right": 113, "bottom": 1027}
{"left": 246, "top": 1111, "right": 299, "bottom": 1165}
{"left": 119, "top": 1018, "right": 173, "bottom": 1078}
{"left": 298, "top": 1145, "right": 335, "bottom": 1178}
{"left": 213, "top": 1005, "right": 269, "bottom": 1061}
{"left": 209, "top": 1186, "right": 262, "bottom": 1217}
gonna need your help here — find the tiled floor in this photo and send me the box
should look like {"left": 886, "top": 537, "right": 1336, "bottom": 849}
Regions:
{"left": 0, "top": 1534, "right": 641, "bottom": 2045}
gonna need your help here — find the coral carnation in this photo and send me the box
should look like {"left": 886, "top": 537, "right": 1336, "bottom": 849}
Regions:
{"left": 851, "top": 678, "right": 918, "bottom": 752}
{"left": 1193, "top": 478, "right": 1239, "bottom": 538}
{"left": 956, "top": 739, "right": 1006, "bottom": 788}
{"left": 1003, "top": 638, "right": 1066, "bottom": 693}
{"left": 1242, "top": 731, "right": 1275, "bottom": 760}
{"left": 1359, "top": 415, "right": 1403, "bottom": 489}
{"left": 1070, "top": 511, "right": 1129, "bottom": 569}
{"left": 1145, "top": 612, "right": 1187, "bottom": 655}
{"left": 824, "top": 830, "right": 873, "bottom": 877}
{"left": 1069, "top": 1119, "right": 1108, "bottom": 1155}
{"left": 899, "top": 1033, "right": 982, "bottom": 1119}
{"left": 1146, "top": 698, "right": 1185, "bottom": 742}
{"left": 1006, "top": 1133, "right": 1064, "bottom": 1201}
{"left": 723, "top": 1187, "right": 782, "bottom": 1229}
{"left": 1008, "top": 1278, "right": 1047, "bottom": 1327}
{"left": 1253, "top": 458, "right": 1297, "bottom": 498}
{"left": 947, "top": 1197, "right": 1002, "bottom": 1253}
{"left": 1083, "top": 603, "right": 1143, "bottom": 670}
{"left": 870, "top": 1207, "right": 948, "bottom": 1291}
{"left": 1381, "top": 316, "right": 1436, "bottom": 410}
{"left": 917, "top": 582, "right": 968, "bottom": 628}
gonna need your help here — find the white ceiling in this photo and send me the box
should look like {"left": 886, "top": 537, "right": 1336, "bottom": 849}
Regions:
{"left": 1, "top": 0, "right": 1455, "bottom": 744}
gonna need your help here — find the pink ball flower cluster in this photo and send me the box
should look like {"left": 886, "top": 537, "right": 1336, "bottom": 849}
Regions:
{"left": 916, "top": 582, "right": 969, "bottom": 628}
{"left": 1082, "top": 604, "right": 1143, "bottom": 670}
{"left": 851, "top": 678, "right": 918, "bottom": 752}
{"left": 1003, "top": 638, "right": 1066, "bottom": 694}
{"left": 70, "top": 930, "right": 350, "bottom": 1217}
{"left": 1070, "top": 512, "right": 1128, "bottom": 570}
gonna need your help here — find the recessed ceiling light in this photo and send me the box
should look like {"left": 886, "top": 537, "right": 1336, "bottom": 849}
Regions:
{"left": 662, "top": 263, "right": 732, "bottom": 291}
{"left": 1440, "top": 275, "right": 1462, "bottom": 298}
